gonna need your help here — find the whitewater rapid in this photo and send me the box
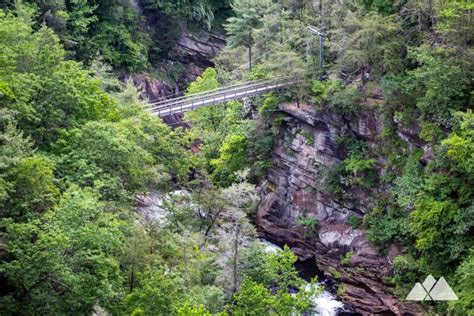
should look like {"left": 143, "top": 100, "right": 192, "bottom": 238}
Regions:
{"left": 260, "top": 239, "right": 345, "bottom": 316}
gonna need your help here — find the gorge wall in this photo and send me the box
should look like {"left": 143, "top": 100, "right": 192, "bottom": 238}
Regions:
{"left": 138, "top": 20, "right": 426, "bottom": 315}
{"left": 256, "top": 103, "right": 425, "bottom": 315}
{"left": 131, "top": 26, "right": 225, "bottom": 126}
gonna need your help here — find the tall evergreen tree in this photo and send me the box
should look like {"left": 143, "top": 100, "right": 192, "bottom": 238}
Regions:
{"left": 225, "top": 0, "right": 273, "bottom": 71}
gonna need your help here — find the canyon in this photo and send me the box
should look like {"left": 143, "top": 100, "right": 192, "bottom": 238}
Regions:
{"left": 133, "top": 28, "right": 427, "bottom": 315}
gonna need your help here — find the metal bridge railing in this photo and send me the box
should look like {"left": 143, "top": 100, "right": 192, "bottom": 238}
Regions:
{"left": 150, "top": 80, "right": 273, "bottom": 114}
{"left": 146, "top": 79, "right": 270, "bottom": 109}
{"left": 148, "top": 79, "right": 277, "bottom": 113}
{"left": 151, "top": 79, "right": 296, "bottom": 117}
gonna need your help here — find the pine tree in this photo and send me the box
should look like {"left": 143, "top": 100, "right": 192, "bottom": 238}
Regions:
{"left": 225, "top": 0, "right": 272, "bottom": 71}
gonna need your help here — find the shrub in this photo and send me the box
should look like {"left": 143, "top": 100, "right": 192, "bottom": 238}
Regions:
{"left": 296, "top": 217, "right": 318, "bottom": 229}
{"left": 348, "top": 214, "right": 363, "bottom": 229}
{"left": 391, "top": 255, "right": 423, "bottom": 298}
{"left": 299, "top": 130, "right": 315, "bottom": 145}
{"left": 364, "top": 198, "right": 413, "bottom": 251}
{"left": 328, "top": 266, "right": 341, "bottom": 279}
{"left": 336, "top": 284, "right": 346, "bottom": 296}
{"left": 340, "top": 251, "right": 353, "bottom": 266}
{"left": 311, "top": 80, "right": 331, "bottom": 104}
{"left": 296, "top": 216, "right": 318, "bottom": 237}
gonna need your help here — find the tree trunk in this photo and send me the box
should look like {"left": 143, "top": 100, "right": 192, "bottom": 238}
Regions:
{"left": 361, "top": 65, "right": 367, "bottom": 101}
{"left": 463, "top": 9, "right": 471, "bottom": 47}
{"left": 418, "top": 5, "right": 422, "bottom": 35}
{"left": 319, "top": 0, "right": 323, "bottom": 29}
{"left": 248, "top": 46, "right": 252, "bottom": 72}
{"left": 129, "top": 268, "right": 135, "bottom": 293}
{"left": 231, "top": 225, "right": 241, "bottom": 293}
{"left": 204, "top": 207, "right": 222, "bottom": 240}
{"left": 278, "top": 0, "right": 283, "bottom": 44}
{"left": 428, "top": 0, "right": 436, "bottom": 34}
{"left": 182, "top": 237, "right": 190, "bottom": 293}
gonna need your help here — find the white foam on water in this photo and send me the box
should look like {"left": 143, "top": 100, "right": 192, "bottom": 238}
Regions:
{"left": 312, "top": 288, "right": 344, "bottom": 316}
{"left": 260, "top": 239, "right": 344, "bottom": 316}
{"left": 260, "top": 238, "right": 283, "bottom": 253}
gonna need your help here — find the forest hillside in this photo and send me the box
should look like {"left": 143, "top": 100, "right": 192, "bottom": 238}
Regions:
{"left": 0, "top": 0, "right": 472, "bottom": 315}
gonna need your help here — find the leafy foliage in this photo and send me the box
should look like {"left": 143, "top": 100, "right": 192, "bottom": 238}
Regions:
{"left": 331, "top": 10, "right": 405, "bottom": 79}
{"left": 442, "top": 110, "right": 474, "bottom": 175}
{"left": 231, "top": 245, "right": 319, "bottom": 315}
{"left": 340, "top": 251, "right": 353, "bottom": 266}
{"left": 124, "top": 266, "right": 184, "bottom": 315}
{"left": 1, "top": 0, "right": 474, "bottom": 314}
{"left": 141, "top": 0, "right": 231, "bottom": 30}
{"left": 449, "top": 248, "right": 474, "bottom": 313}
{"left": 1, "top": 187, "right": 125, "bottom": 314}
{"left": 402, "top": 46, "right": 470, "bottom": 128}
{"left": 0, "top": 12, "right": 197, "bottom": 314}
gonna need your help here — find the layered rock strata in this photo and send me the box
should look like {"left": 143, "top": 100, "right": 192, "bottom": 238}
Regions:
{"left": 257, "top": 103, "right": 424, "bottom": 315}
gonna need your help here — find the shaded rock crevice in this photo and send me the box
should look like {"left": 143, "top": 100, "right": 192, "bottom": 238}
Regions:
{"left": 129, "top": 25, "right": 224, "bottom": 125}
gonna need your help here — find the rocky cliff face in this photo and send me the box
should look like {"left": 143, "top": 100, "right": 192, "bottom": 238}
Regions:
{"left": 256, "top": 103, "right": 424, "bottom": 315}
{"left": 129, "top": 27, "right": 224, "bottom": 125}
{"left": 131, "top": 28, "right": 224, "bottom": 99}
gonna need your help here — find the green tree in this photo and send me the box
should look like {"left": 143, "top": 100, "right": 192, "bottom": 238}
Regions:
{"left": 449, "top": 248, "right": 474, "bottom": 314}
{"left": 403, "top": 46, "right": 470, "bottom": 128}
{"left": 225, "top": 0, "right": 272, "bottom": 71}
{"left": 4, "top": 155, "right": 59, "bottom": 219}
{"left": 124, "top": 266, "right": 184, "bottom": 315}
{"left": 331, "top": 11, "right": 404, "bottom": 97}
{"left": 0, "top": 12, "right": 118, "bottom": 146}
{"left": 176, "top": 302, "right": 213, "bottom": 316}
{"left": 184, "top": 67, "right": 251, "bottom": 185}
{"left": 267, "top": 245, "right": 303, "bottom": 291}
{"left": 231, "top": 277, "right": 272, "bottom": 315}
{"left": 140, "top": 0, "right": 231, "bottom": 30}
{"left": 240, "top": 241, "right": 273, "bottom": 286}
{"left": 211, "top": 134, "right": 249, "bottom": 186}
{"left": 232, "top": 246, "right": 318, "bottom": 315}
{"left": 184, "top": 67, "right": 223, "bottom": 133}
{"left": 360, "top": 0, "right": 395, "bottom": 15}
{"left": 0, "top": 111, "right": 33, "bottom": 205}
{"left": 52, "top": 120, "right": 160, "bottom": 201}
{"left": 442, "top": 110, "right": 474, "bottom": 175}
{"left": 0, "top": 187, "right": 125, "bottom": 314}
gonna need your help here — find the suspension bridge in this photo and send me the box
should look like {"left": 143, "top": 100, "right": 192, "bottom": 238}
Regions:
{"left": 146, "top": 26, "right": 324, "bottom": 117}
{"left": 148, "top": 78, "right": 296, "bottom": 117}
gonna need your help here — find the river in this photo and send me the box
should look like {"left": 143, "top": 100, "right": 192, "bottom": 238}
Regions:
{"left": 139, "top": 191, "right": 349, "bottom": 315}
{"left": 259, "top": 239, "right": 346, "bottom": 316}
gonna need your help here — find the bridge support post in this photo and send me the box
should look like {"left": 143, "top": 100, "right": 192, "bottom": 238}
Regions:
{"left": 307, "top": 26, "right": 324, "bottom": 77}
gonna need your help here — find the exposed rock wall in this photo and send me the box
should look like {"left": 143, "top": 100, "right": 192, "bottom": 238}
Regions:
{"left": 129, "top": 26, "right": 224, "bottom": 125}
{"left": 256, "top": 103, "right": 424, "bottom": 315}
{"left": 169, "top": 29, "right": 225, "bottom": 80}
{"left": 131, "top": 28, "right": 225, "bottom": 100}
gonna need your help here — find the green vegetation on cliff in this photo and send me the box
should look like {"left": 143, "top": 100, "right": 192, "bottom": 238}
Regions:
{"left": 0, "top": 0, "right": 473, "bottom": 314}
{"left": 0, "top": 0, "right": 232, "bottom": 70}
{"left": 193, "top": 0, "right": 473, "bottom": 313}
{"left": 0, "top": 6, "right": 318, "bottom": 315}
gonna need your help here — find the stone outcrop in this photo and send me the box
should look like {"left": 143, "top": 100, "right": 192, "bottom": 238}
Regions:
{"left": 129, "top": 11, "right": 225, "bottom": 122}
{"left": 256, "top": 103, "right": 424, "bottom": 315}
{"left": 132, "top": 28, "right": 224, "bottom": 103}
{"left": 169, "top": 29, "right": 225, "bottom": 80}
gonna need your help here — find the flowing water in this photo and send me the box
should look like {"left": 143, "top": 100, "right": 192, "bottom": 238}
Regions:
{"left": 260, "top": 239, "right": 345, "bottom": 316}
{"left": 139, "top": 191, "right": 348, "bottom": 315}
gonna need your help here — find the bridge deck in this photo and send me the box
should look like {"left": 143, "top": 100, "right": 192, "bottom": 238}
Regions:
{"left": 149, "top": 79, "right": 295, "bottom": 117}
